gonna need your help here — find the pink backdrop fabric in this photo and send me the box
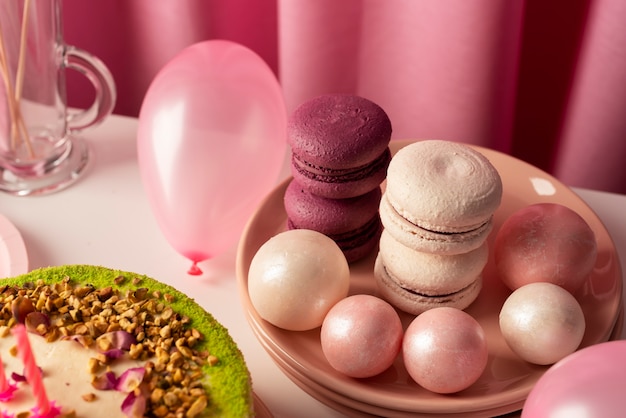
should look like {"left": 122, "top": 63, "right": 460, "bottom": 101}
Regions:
{"left": 61, "top": 0, "right": 626, "bottom": 194}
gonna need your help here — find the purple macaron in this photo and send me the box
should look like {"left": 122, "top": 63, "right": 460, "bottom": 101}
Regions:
{"left": 287, "top": 94, "right": 392, "bottom": 199}
{"left": 284, "top": 178, "right": 382, "bottom": 263}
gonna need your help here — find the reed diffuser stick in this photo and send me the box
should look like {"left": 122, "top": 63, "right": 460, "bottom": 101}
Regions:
{"left": 14, "top": 0, "right": 30, "bottom": 102}
{"left": 0, "top": 0, "right": 34, "bottom": 157}
{"left": 0, "top": 30, "right": 20, "bottom": 149}
{"left": 14, "top": 0, "right": 34, "bottom": 157}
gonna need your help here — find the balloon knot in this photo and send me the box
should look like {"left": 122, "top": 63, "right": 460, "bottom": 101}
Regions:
{"left": 187, "top": 262, "right": 203, "bottom": 276}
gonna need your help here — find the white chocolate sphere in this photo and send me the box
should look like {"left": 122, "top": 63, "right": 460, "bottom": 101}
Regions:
{"left": 321, "top": 294, "right": 403, "bottom": 378}
{"left": 499, "top": 282, "right": 586, "bottom": 365}
{"left": 248, "top": 229, "right": 350, "bottom": 331}
{"left": 403, "top": 307, "right": 488, "bottom": 394}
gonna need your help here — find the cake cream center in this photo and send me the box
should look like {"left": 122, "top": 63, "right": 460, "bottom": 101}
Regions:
{"left": 1, "top": 334, "right": 141, "bottom": 417}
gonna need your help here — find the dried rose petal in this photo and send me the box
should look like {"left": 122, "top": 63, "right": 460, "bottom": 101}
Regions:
{"left": 11, "top": 296, "right": 34, "bottom": 323}
{"left": 115, "top": 368, "right": 145, "bottom": 393}
{"left": 11, "top": 372, "right": 26, "bottom": 382}
{"left": 25, "top": 312, "right": 51, "bottom": 335}
{"left": 91, "top": 371, "right": 118, "bottom": 390}
{"left": 95, "top": 331, "right": 136, "bottom": 353}
{"left": 121, "top": 391, "right": 146, "bottom": 418}
{"left": 102, "top": 348, "right": 125, "bottom": 360}
{"left": 11, "top": 366, "right": 43, "bottom": 383}
{"left": 62, "top": 334, "right": 92, "bottom": 348}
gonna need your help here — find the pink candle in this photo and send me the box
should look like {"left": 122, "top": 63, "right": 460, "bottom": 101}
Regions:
{"left": 11, "top": 324, "right": 50, "bottom": 414}
{"left": 0, "top": 354, "right": 7, "bottom": 391}
{"left": 0, "top": 353, "right": 17, "bottom": 403}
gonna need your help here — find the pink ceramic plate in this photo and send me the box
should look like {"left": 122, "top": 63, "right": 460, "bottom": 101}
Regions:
{"left": 250, "top": 308, "right": 623, "bottom": 418}
{"left": 253, "top": 392, "right": 273, "bottom": 418}
{"left": 0, "top": 213, "right": 28, "bottom": 278}
{"left": 236, "top": 140, "right": 623, "bottom": 416}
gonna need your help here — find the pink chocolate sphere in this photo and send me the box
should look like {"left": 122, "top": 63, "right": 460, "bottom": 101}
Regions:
{"left": 499, "top": 282, "right": 585, "bottom": 365}
{"left": 321, "top": 294, "right": 403, "bottom": 378}
{"left": 495, "top": 203, "right": 597, "bottom": 294}
{"left": 403, "top": 307, "right": 488, "bottom": 394}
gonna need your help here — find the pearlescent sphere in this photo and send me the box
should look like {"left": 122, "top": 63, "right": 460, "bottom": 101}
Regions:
{"left": 495, "top": 203, "right": 597, "bottom": 293}
{"left": 499, "top": 282, "right": 585, "bottom": 365}
{"left": 320, "top": 294, "right": 403, "bottom": 378}
{"left": 403, "top": 307, "right": 488, "bottom": 394}
{"left": 248, "top": 229, "right": 350, "bottom": 331}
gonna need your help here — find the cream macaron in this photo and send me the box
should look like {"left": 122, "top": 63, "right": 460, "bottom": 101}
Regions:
{"left": 374, "top": 230, "right": 487, "bottom": 315}
{"left": 381, "top": 140, "right": 502, "bottom": 255}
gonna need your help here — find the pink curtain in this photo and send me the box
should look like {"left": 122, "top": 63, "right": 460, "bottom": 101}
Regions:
{"left": 62, "top": 0, "right": 626, "bottom": 194}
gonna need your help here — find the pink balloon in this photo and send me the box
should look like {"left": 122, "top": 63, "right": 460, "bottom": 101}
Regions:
{"left": 522, "top": 340, "right": 626, "bottom": 417}
{"left": 137, "top": 40, "right": 287, "bottom": 274}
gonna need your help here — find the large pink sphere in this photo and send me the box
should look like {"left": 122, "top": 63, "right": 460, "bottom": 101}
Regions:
{"left": 522, "top": 341, "right": 626, "bottom": 418}
{"left": 321, "top": 294, "right": 403, "bottom": 378}
{"left": 495, "top": 203, "right": 597, "bottom": 294}
{"left": 402, "top": 307, "right": 488, "bottom": 394}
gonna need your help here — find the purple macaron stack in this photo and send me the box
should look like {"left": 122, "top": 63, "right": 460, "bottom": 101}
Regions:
{"left": 284, "top": 94, "right": 392, "bottom": 262}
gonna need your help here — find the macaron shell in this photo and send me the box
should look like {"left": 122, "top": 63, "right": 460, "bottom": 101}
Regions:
{"left": 291, "top": 148, "right": 391, "bottom": 199}
{"left": 336, "top": 219, "right": 382, "bottom": 263}
{"left": 288, "top": 215, "right": 381, "bottom": 264}
{"left": 380, "top": 192, "right": 492, "bottom": 255}
{"left": 377, "top": 230, "right": 488, "bottom": 295}
{"left": 374, "top": 254, "right": 482, "bottom": 315}
{"left": 284, "top": 179, "right": 383, "bottom": 262}
{"left": 287, "top": 94, "right": 392, "bottom": 169}
{"left": 385, "top": 140, "right": 502, "bottom": 232}
{"left": 284, "top": 179, "right": 381, "bottom": 234}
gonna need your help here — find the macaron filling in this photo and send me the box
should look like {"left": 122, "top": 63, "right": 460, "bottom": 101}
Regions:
{"left": 380, "top": 195, "right": 493, "bottom": 254}
{"left": 400, "top": 277, "right": 479, "bottom": 301}
{"left": 328, "top": 215, "right": 381, "bottom": 251}
{"left": 288, "top": 215, "right": 381, "bottom": 262}
{"left": 381, "top": 262, "right": 480, "bottom": 301}
{"left": 417, "top": 220, "right": 491, "bottom": 236}
{"left": 384, "top": 195, "right": 493, "bottom": 234}
{"left": 374, "top": 257, "right": 483, "bottom": 314}
{"left": 291, "top": 148, "right": 391, "bottom": 184}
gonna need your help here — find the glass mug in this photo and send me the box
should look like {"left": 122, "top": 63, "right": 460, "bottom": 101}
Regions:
{"left": 0, "top": 0, "right": 116, "bottom": 196}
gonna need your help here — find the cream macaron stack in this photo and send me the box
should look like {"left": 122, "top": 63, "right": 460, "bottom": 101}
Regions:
{"left": 374, "top": 140, "right": 503, "bottom": 315}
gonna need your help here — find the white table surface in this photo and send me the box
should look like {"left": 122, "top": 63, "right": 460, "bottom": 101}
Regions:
{"left": 0, "top": 114, "right": 624, "bottom": 418}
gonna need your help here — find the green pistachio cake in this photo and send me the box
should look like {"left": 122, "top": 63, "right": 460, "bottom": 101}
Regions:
{"left": 0, "top": 265, "right": 253, "bottom": 418}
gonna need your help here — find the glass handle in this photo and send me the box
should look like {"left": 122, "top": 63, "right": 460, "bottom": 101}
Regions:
{"left": 63, "top": 45, "right": 117, "bottom": 132}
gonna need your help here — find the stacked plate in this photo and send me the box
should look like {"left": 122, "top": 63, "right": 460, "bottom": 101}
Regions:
{"left": 236, "top": 141, "right": 624, "bottom": 417}
{"left": 0, "top": 213, "right": 29, "bottom": 277}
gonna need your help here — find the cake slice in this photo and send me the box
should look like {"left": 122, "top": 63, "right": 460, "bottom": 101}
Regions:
{"left": 0, "top": 265, "right": 253, "bottom": 418}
